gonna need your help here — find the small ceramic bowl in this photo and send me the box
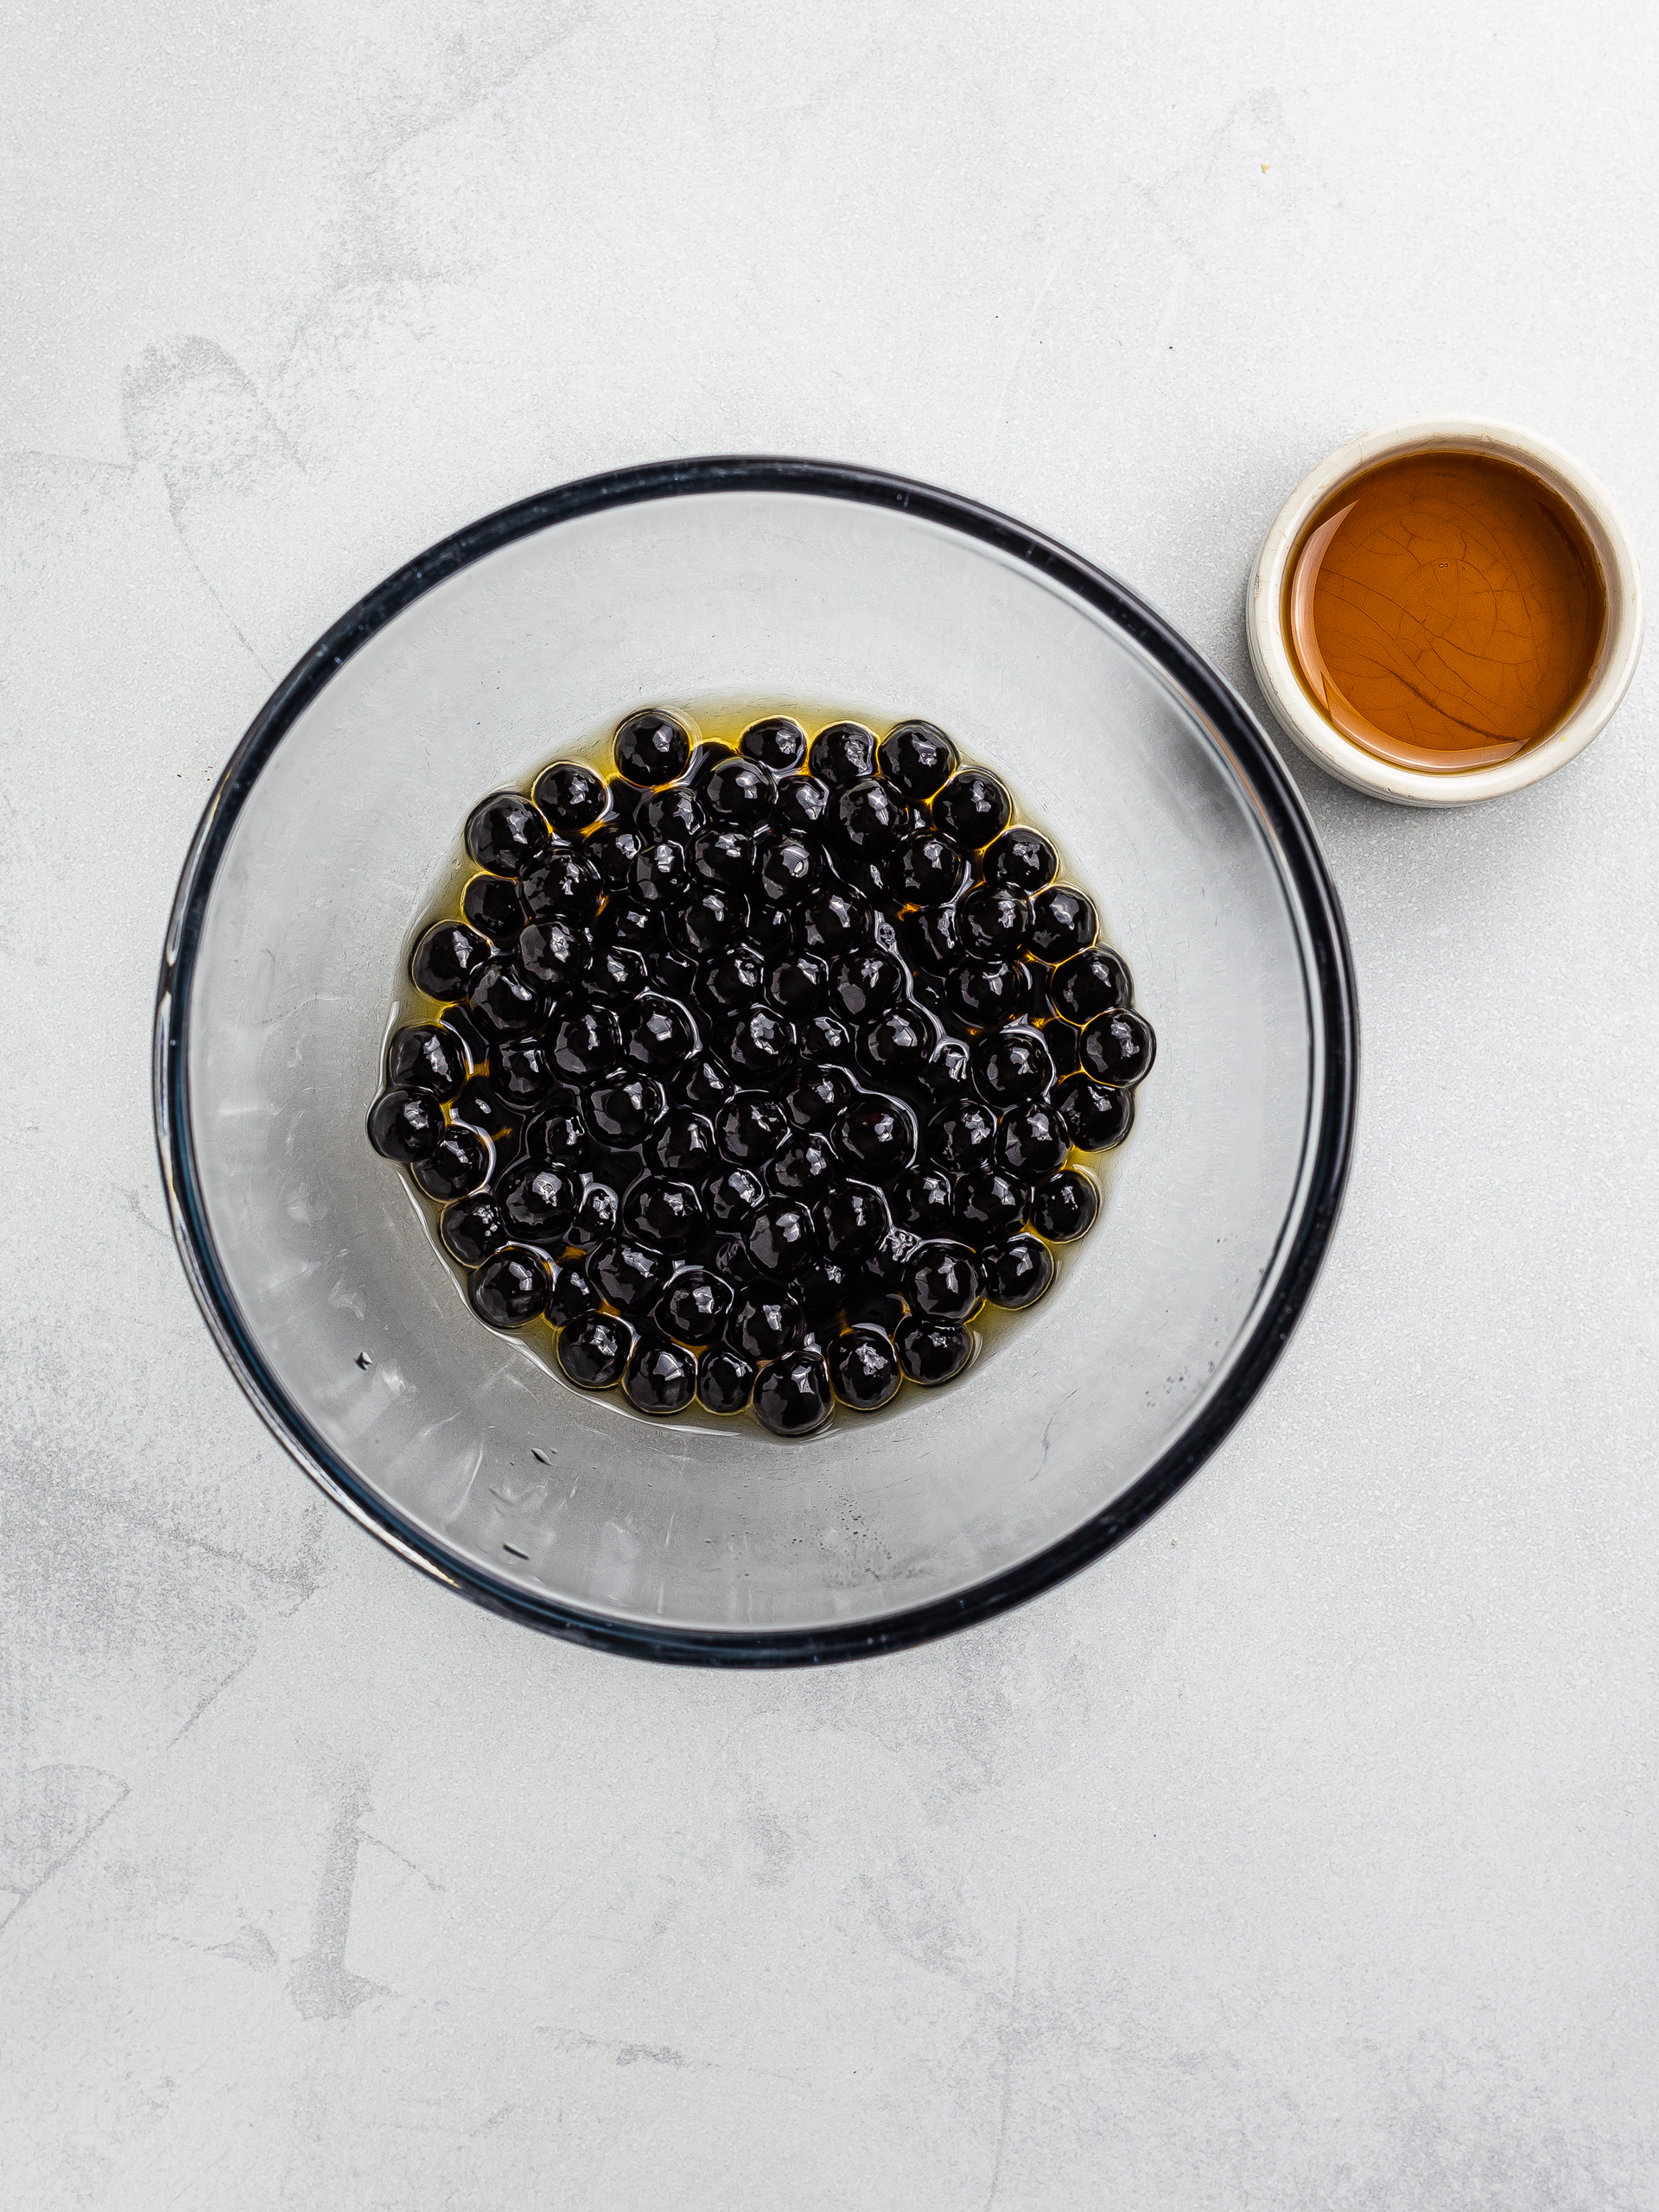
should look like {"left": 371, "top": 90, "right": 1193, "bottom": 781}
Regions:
{"left": 1246, "top": 416, "right": 1644, "bottom": 807}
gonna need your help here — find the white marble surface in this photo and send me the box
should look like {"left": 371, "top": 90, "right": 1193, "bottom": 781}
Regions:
{"left": 3, "top": 3, "right": 1656, "bottom": 2204}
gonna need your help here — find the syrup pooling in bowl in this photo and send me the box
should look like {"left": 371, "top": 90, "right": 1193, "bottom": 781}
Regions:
{"left": 1284, "top": 449, "right": 1605, "bottom": 772}
{"left": 369, "top": 709, "right": 1156, "bottom": 1437}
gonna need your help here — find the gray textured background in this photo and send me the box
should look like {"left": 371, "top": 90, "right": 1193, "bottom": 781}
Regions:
{"left": 3, "top": 3, "right": 1656, "bottom": 2205}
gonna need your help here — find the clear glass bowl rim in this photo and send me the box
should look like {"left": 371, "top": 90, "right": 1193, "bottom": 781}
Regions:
{"left": 153, "top": 455, "right": 1359, "bottom": 1668}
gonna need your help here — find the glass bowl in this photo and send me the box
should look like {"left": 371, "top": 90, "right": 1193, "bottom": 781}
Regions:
{"left": 154, "top": 459, "right": 1357, "bottom": 1665}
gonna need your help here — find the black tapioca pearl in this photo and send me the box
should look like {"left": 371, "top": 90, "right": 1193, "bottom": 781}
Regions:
{"left": 785, "top": 1062, "right": 856, "bottom": 1130}
{"left": 797, "top": 892, "right": 869, "bottom": 955}
{"left": 729, "top": 1284, "right": 804, "bottom": 1361}
{"left": 411, "top": 1126, "right": 492, "bottom": 1200}
{"left": 646, "top": 1110, "right": 717, "bottom": 1177}
{"left": 797, "top": 1014, "right": 852, "bottom": 1066}
{"left": 927, "top": 1099, "right": 998, "bottom": 1171}
{"left": 711, "top": 1229, "right": 764, "bottom": 1286}
{"left": 692, "top": 828, "right": 755, "bottom": 887}
{"left": 471, "top": 960, "right": 543, "bottom": 1035}
{"left": 741, "top": 715, "right": 808, "bottom": 772}
{"left": 797, "top": 1257, "right": 854, "bottom": 1324}
{"left": 743, "top": 1201, "right": 818, "bottom": 1278}
{"left": 775, "top": 772, "right": 830, "bottom": 833}
{"left": 531, "top": 760, "right": 608, "bottom": 834}
{"left": 656, "top": 1267, "right": 733, "bottom": 1344}
{"left": 585, "top": 1077, "right": 666, "bottom": 1147}
{"left": 469, "top": 1245, "right": 551, "bottom": 1328}
{"left": 983, "top": 826, "right": 1058, "bottom": 894}
{"left": 613, "top": 709, "right": 692, "bottom": 786}
{"left": 856, "top": 1289, "right": 911, "bottom": 1337}
{"left": 828, "top": 1325, "right": 902, "bottom": 1411}
{"left": 931, "top": 769, "right": 1010, "bottom": 851}
{"left": 836, "top": 1096, "right": 916, "bottom": 1175}
{"left": 639, "top": 785, "right": 705, "bottom": 844}
{"left": 904, "top": 1241, "right": 982, "bottom": 1322}
{"left": 768, "top": 1132, "right": 838, "bottom": 1198}
{"left": 631, "top": 840, "right": 691, "bottom": 907}
{"left": 544, "top": 1255, "right": 600, "bottom": 1327}
{"left": 1027, "top": 886, "right": 1097, "bottom": 963}
{"left": 809, "top": 722, "right": 877, "bottom": 788}
{"left": 728, "top": 1004, "right": 798, "bottom": 1078}
{"left": 518, "top": 917, "right": 589, "bottom": 989}
{"left": 859, "top": 1003, "right": 937, "bottom": 1080}
{"left": 1035, "top": 1016, "right": 1082, "bottom": 1078}
{"left": 887, "top": 832, "right": 967, "bottom": 908}
{"left": 895, "top": 905, "right": 957, "bottom": 977}
{"left": 572, "top": 1180, "right": 619, "bottom": 1247}
{"left": 856, "top": 1225, "right": 921, "bottom": 1300}
{"left": 757, "top": 834, "right": 819, "bottom": 905}
{"left": 877, "top": 721, "right": 958, "bottom": 800}
{"left": 1052, "top": 947, "right": 1131, "bottom": 1022}
{"left": 954, "top": 1170, "right": 1026, "bottom": 1243}
{"left": 705, "top": 1161, "right": 767, "bottom": 1224}
{"left": 625, "top": 997, "right": 698, "bottom": 1071}
{"left": 584, "top": 823, "right": 645, "bottom": 889}
{"left": 894, "top": 1313, "right": 973, "bottom": 1385}
{"left": 624, "top": 1337, "right": 698, "bottom": 1416}
{"left": 411, "top": 920, "right": 490, "bottom": 1000}
{"left": 1056, "top": 1074, "right": 1134, "bottom": 1151}
{"left": 466, "top": 791, "right": 550, "bottom": 876}
{"left": 559, "top": 1311, "right": 633, "bottom": 1390}
{"left": 449, "top": 1080, "right": 518, "bottom": 1141}
{"left": 957, "top": 883, "right": 1031, "bottom": 959}
{"left": 766, "top": 954, "right": 829, "bottom": 1017}
{"left": 755, "top": 1350, "right": 834, "bottom": 1437}
{"left": 590, "top": 1237, "right": 674, "bottom": 1316}
{"left": 834, "top": 777, "right": 906, "bottom": 858}
{"left": 596, "top": 898, "right": 664, "bottom": 950}
{"left": 996, "top": 1101, "right": 1068, "bottom": 1178}
{"left": 440, "top": 1194, "right": 511, "bottom": 1268}
{"left": 892, "top": 1166, "right": 956, "bottom": 1237}
{"left": 947, "top": 957, "right": 1033, "bottom": 1028}
{"left": 531, "top": 1109, "right": 589, "bottom": 1170}
{"left": 621, "top": 1176, "right": 704, "bottom": 1254}
{"left": 520, "top": 847, "right": 603, "bottom": 922}
{"left": 683, "top": 1057, "right": 734, "bottom": 1109}
{"left": 494, "top": 1035, "right": 556, "bottom": 1109}
{"left": 922, "top": 1037, "right": 973, "bottom": 1096}
{"left": 1081, "top": 1008, "right": 1156, "bottom": 1087}
{"left": 705, "top": 755, "right": 776, "bottom": 828}
{"left": 715, "top": 1093, "right": 790, "bottom": 1164}
{"left": 697, "top": 1344, "right": 757, "bottom": 1414}
{"left": 981, "top": 1233, "right": 1054, "bottom": 1309}
{"left": 1029, "top": 1168, "right": 1099, "bottom": 1243}
{"left": 702, "top": 942, "right": 768, "bottom": 1012}
{"left": 368, "top": 1087, "right": 445, "bottom": 1162}
{"left": 822, "top": 1179, "right": 893, "bottom": 1257}
{"left": 386, "top": 1024, "right": 469, "bottom": 1101}
{"left": 830, "top": 950, "right": 904, "bottom": 1021}
{"left": 462, "top": 873, "right": 526, "bottom": 945}
{"left": 552, "top": 1006, "right": 623, "bottom": 1082}
{"left": 971, "top": 1026, "right": 1054, "bottom": 1106}
{"left": 682, "top": 887, "right": 750, "bottom": 955}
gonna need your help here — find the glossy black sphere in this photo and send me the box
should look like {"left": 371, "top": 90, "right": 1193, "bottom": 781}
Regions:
{"left": 894, "top": 1313, "right": 973, "bottom": 1385}
{"left": 877, "top": 721, "right": 958, "bottom": 800}
{"left": 469, "top": 1246, "right": 550, "bottom": 1328}
{"left": 955, "top": 1170, "right": 1026, "bottom": 1242}
{"left": 533, "top": 1110, "right": 590, "bottom": 1169}
{"left": 467, "top": 791, "right": 550, "bottom": 876}
{"left": 837, "top": 1097, "right": 915, "bottom": 1174}
{"left": 786, "top": 1063, "right": 856, "bottom": 1129}
{"left": 590, "top": 1238, "right": 674, "bottom": 1316}
{"left": 573, "top": 1180, "right": 619, "bottom": 1247}
{"left": 500, "top": 1163, "right": 578, "bottom": 1241}
{"left": 931, "top": 770, "right": 1010, "bottom": 851}
{"left": 1055, "top": 1074, "right": 1134, "bottom": 1151}
{"left": 983, "top": 825, "right": 1057, "bottom": 894}
{"left": 822, "top": 1179, "right": 893, "bottom": 1256}
{"left": 639, "top": 785, "right": 703, "bottom": 844}
{"left": 559, "top": 1312, "right": 633, "bottom": 1390}
{"left": 646, "top": 1110, "right": 716, "bottom": 1177}
{"left": 957, "top": 883, "right": 1030, "bottom": 959}
{"left": 632, "top": 840, "right": 690, "bottom": 907}
{"left": 532, "top": 760, "right": 608, "bottom": 833}
{"left": 368, "top": 1087, "right": 445, "bottom": 1161}
{"left": 981, "top": 1232, "right": 1055, "bottom": 1309}
{"left": 624, "top": 1337, "right": 698, "bottom": 1416}
{"left": 683, "top": 1055, "right": 735, "bottom": 1109}
{"left": 995, "top": 1101, "right": 1068, "bottom": 1178}
{"left": 411, "top": 921, "right": 490, "bottom": 999}
{"left": 859, "top": 1004, "right": 935, "bottom": 1080}
{"left": 775, "top": 773, "right": 830, "bottom": 832}
{"left": 796, "top": 1014, "right": 854, "bottom": 1067}
{"left": 613, "top": 710, "right": 692, "bottom": 786}
{"left": 1081, "top": 1008, "right": 1157, "bottom": 1088}
{"left": 1028, "top": 1168, "right": 1099, "bottom": 1243}
{"left": 1053, "top": 947, "right": 1131, "bottom": 1021}
{"left": 754, "top": 1351, "right": 834, "bottom": 1437}
{"left": 462, "top": 873, "right": 526, "bottom": 944}
{"left": 706, "top": 756, "right": 776, "bottom": 827}
{"left": 544, "top": 1255, "right": 600, "bottom": 1328}
{"left": 757, "top": 835, "right": 819, "bottom": 904}
{"left": 1027, "top": 885, "right": 1097, "bottom": 963}
{"left": 441, "top": 1195, "right": 511, "bottom": 1267}
{"left": 769, "top": 1133, "right": 838, "bottom": 1198}
{"left": 835, "top": 777, "right": 905, "bottom": 856}
{"left": 887, "top": 832, "right": 967, "bottom": 907}
{"left": 472, "top": 960, "right": 543, "bottom": 1035}
{"left": 828, "top": 1326, "right": 902, "bottom": 1411}
{"left": 586, "top": 1077, "right": 666, "bottom": 1147}
{"left": 553, "top": 1006, "right": 622, "bottom": 1081}
{"left": 970, "top": 1026, "right": 1053, "bottom": 1105}
{"left": 798, "top": 893, "right": 868, "bottom": 954}
{"left": 411, "top": 1126, "right": 491, "bottom": 1199}
{"left": 386, "top": 1025, "right": 468, "bottom": 1101}
{"left": 809, "top": 723, "right": 877, "bottom": 788}
{"left": 927, "top": 1099, "right": 997, "bottom": 1170}
{"left": 947, "top": 957, "right": 1032, "bottom": 1028}
{"left": 705, "top": 1165, "right": 766, "bottom": 1224}
{"left": 683, "top": 888, "right": 748, "bottom": 954}
{"left": 892, "top": 1166, "right": 956, "bottom": 1237}
{"left": 622, "top": 1176, "right": 703, "bottom": 1253}
{"left": 728, "top": 1005, "right": 798, "bottom": 1078}
{"left": 658, "top": 1268, "right": 733, "bottom": 1344}
{"left": 741, "top": 716, "right": 807, "bottom": 772}
{"left": 830, "top": 950, "right": 904, "bottom": 1021}
{"left": 626, "top": 997, "right": 698, "bottom": 1071}
{"left": 692, "top": 828, "right": 755, "bottom": 887}
{"left": 517, "top": 917, "right": 588, "bottom": 989}
{"left": 744, "top": 1202, "right": 818, "bottom": 1277}
{"left": 730, "top": 1285, "right": 803, "bottom": 1361}
{"left": 697, "top": 1345, "right": 757, "bottom": 1414}
{"left": 449, "top": 1077, "right": 516, "bottom": 1140}
{"left": 904, "top": 1241, "right": 982, "bottom": 1322}
{"left": 585, "top": 823, "right": 645, "bottom": 889}
{"left": 520, "top": 847, "right": 603, "bottom": 922}
{"left": 766, "top": 954, "right": 829, "bottom": 1017}
{"left": 716, "top": 1094, "right": 789, "bottom": 1163}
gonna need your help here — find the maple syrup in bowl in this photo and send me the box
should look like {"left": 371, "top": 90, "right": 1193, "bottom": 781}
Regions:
{"left": 1249, "top": 418, "right": 1643, "bottom": 806}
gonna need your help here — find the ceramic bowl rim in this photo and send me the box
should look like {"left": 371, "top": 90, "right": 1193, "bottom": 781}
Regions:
{"left": 154, "top": 455, "right": 1359, "bottom": 1667}
{"left": 1245, "top": 415, "right": 1645, "bottom": 808}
